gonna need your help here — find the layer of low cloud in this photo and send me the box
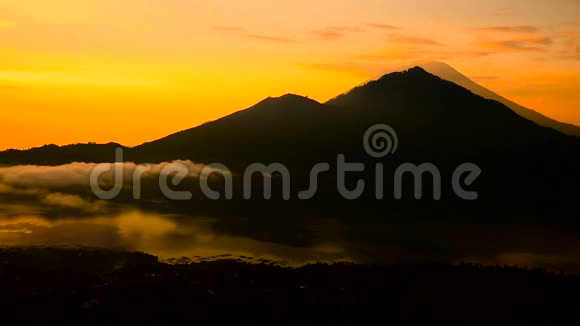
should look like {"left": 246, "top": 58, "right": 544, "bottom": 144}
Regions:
{"left": 0, "top": 160, "right": 220, "bottom": 213}
{"left": 42, "top": 192, "right": 107, "bottom": 212}
{"left": 0, "top": 160, "right": 211, "bottom": 188}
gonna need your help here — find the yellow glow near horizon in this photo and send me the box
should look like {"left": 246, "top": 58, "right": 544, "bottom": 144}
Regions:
{"left": 0, "top": 0, "right": 579, "bottom": 150}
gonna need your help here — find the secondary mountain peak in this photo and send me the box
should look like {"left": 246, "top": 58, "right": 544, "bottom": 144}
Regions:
{"left": 256, "top": 93, "right": 321, "bottom": 109}
{"left": 376, "top": 66, "right": 438, "bottom": 82}
{"left": 131, "top": 92, "right": 328, "bottom": 164}
{"left": 277, "top": 93, "right": 314, "bottom": 101}
{"left": 401, "top": 66, "right": 430, "bottom": 75}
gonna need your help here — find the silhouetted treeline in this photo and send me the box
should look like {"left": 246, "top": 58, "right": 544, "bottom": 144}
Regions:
{"left": 0, "top": 247, "right": 578, "bottom": 323}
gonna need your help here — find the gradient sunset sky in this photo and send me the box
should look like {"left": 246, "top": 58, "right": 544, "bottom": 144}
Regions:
{"left": 0, "top": 0, "right": 578, "bottom": 150}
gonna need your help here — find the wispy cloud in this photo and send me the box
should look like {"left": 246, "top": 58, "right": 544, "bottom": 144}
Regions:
{"left": 469, "top": 24, "right": 553, "bottom": 54}
{"left": 213, "top": 26, "right": 295, "bottom": 43}
{"left": 476, "top": 35, "right": 552, "bottom": 52}
{"left": 327, "top": 26, "right": 364, "bottom": 33}
{"left": 367, "top": 23, "right": 400, "bottom": 30}
{"left": 310, "top": 26, "right": 363, "bottom": 41}
{"left": 387, "top": 34, "right": 445, "bottom": 46}
{"left": 357, "top": 49, "right": 489, "bottom": 62}
{"left": 556, "top": 30, "right": 580, "bottom": 60}
{"left": 310, "top": 30, "right": 344, "bottom": 40}
{"left": 248, "top": 34, "right": 296, "bottom": 43}
{"left": 470, "top": 25, "right": 540, "bottom": 34}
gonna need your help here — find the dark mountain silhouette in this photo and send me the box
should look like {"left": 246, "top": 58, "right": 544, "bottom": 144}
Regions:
{"left": 0, "top": 67, "right": 578, "bottom": 218}
{"left": 416, "top": 61, "right": 580, "bottom": 137}
{"left": 131, "top": 94, "right": 339, "bottom": 169}
{"left": 2, "top": 66, "right": 576, "bottom": 167}
{"left": 0, "top": 142, "right": 126, "bottom": 166}
{"left": 326, "top": 66, "right": 568, "bottom": 149}
{"left": 130, "top": 67, "right": 576, "bottom": 166}
{"left": 319, "top": 68, "right": 578, "bottom": 214}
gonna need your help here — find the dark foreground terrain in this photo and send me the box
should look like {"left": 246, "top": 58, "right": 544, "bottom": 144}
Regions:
{"left": 0, "top": 247, "right": 578, "bottom": 324}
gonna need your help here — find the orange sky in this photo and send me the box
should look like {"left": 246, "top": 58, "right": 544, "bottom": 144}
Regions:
{"left": 0, "top": 0, "right": 579, "bottom": 150}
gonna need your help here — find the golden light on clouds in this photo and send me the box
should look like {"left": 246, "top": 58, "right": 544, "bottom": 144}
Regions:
{"left": 0, "top": 0, "right": 578, "bottom": 150}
